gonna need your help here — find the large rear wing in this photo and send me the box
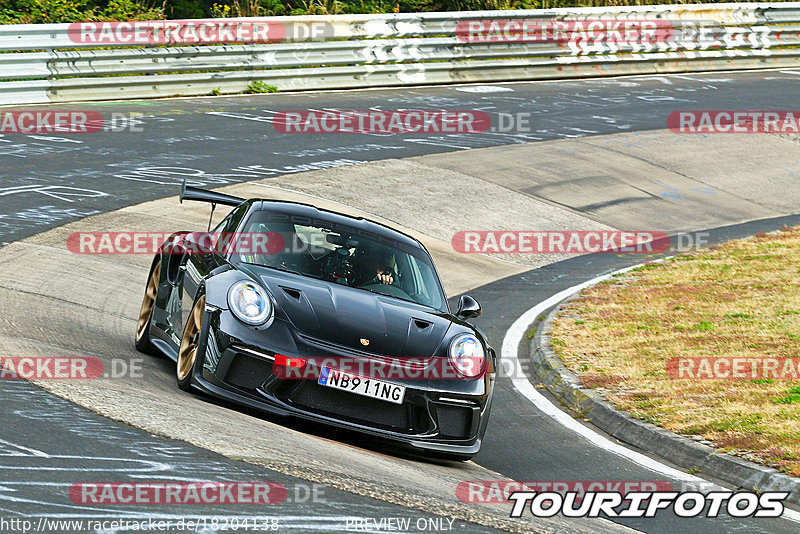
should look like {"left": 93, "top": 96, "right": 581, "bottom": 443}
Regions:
{"left": 179, "top": 178, "right": 244, "bottom": 208}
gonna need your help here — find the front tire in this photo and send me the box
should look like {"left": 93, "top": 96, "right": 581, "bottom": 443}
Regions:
{"left": 135, "top": 259, "right": 161, "bottom": 355}
{"left": 177, "top": 293, "right": 206, "bottom": 391}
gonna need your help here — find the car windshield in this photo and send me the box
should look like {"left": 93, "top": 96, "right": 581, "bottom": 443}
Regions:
{"left": 232, "top": 209, "right": 447, "bottom": 311}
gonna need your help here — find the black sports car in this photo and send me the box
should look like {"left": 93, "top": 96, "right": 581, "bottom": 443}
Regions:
{"left": 135, "top": 182, "right": 495, "bottom": 460}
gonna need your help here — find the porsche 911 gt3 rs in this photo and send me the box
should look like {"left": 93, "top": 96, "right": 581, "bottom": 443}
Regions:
{"left": 135, "top": 182, "right": 495, "bottom": 460}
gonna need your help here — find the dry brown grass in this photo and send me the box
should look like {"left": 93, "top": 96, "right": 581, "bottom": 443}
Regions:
{"left": 551, "top": 227, "right": 800, "bottom": 476}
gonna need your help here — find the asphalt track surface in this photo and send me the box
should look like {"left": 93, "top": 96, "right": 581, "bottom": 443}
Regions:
{"left": 2, "top": 70, "right": 800, "bottom": 533}
{"left": 0, "top": 379, "right": 494, "bottom": 534}
{"left": 4, "top": 68, "right": 800, "bottom": 244}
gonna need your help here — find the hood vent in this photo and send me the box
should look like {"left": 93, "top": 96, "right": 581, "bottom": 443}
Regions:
{"left": 279, "top": 286, "right": 302, "bottom": 301}
{"left": 412, "top": 318, "right": 433, "bottom": 330}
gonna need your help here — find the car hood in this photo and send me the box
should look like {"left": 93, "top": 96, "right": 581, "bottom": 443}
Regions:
{"left": 255, "top": 271, "right": 451, "bottom": 358}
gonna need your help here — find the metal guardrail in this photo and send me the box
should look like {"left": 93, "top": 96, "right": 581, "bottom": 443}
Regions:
{"left": 1, "top": 3, "right": 799, "bottom": 104}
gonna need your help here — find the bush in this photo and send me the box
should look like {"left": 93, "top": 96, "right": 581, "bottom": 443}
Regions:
{"left": 245, "top": 81, "right": 279, "bottom": 93}
{"left": 0, "top": 0, "right": 165, "bottom": 23}
{"left": 99, "top": 0, "right": 167, "bottom": 20}
{"left": 0, "top": 0, "right": 778, "bottom": 23}
{"left": 1, "top": 0, "right": 91, "bottom": 23}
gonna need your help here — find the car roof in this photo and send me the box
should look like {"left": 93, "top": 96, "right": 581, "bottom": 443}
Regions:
{"left": 252, "top": 199, "right": 425, "bottom": 251}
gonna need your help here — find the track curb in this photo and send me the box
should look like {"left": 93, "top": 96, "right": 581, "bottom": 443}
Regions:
{"left": 529, "top": 293, "right": 800, "bottom": 507}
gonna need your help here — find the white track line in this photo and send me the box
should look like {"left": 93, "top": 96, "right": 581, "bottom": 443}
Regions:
{"left": 501, "top": 261, "right": 800, "bottom": 523}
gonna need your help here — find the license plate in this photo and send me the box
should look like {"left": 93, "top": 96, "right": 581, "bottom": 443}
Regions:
{"left": 318, "top": 367, "right": 406, "bottom": 405}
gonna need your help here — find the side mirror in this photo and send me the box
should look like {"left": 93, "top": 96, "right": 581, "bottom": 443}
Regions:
{"left": 456, "top": 295, "right": 481, "bottom": 320}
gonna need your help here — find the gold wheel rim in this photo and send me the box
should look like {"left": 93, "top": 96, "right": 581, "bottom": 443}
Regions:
{"left": 136, "top": 261, "right": 161, "bottom": 342}
{"left": 178, "top": 294, "right": 205, "bottom": 381}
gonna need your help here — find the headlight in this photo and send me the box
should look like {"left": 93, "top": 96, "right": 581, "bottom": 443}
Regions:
{"left": 228, "top": 281, "right": 272, "bottom": 325}
{"left": 448, "top": 333, "right": 485, "bottom": 378}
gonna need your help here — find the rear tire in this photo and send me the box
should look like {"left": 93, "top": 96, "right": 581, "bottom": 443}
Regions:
{"left": 135, "top": 259, "right": 161, "bottom": 355}
{"left": 177, "top": 293, "right": 206, "bottom": 392}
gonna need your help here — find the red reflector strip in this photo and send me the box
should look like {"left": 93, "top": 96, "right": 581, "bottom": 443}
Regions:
{"left": 274, "top": 354, "right": 306, "bottom": 368}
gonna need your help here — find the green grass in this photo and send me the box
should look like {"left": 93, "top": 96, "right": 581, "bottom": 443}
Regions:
{"left": 245, "top": 81, "right": 279, "bottom": 94}
{"left": 551, "top": 227, "right": 800, "bottom": 476}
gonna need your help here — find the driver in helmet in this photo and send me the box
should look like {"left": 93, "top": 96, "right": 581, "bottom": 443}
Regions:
{"left": 351, "top": 245, "right": 396, "bottom": 287}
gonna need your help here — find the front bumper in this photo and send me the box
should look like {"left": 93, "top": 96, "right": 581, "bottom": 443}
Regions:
{"left": 193, "top": 309, "right": 494, "bottom": 456}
